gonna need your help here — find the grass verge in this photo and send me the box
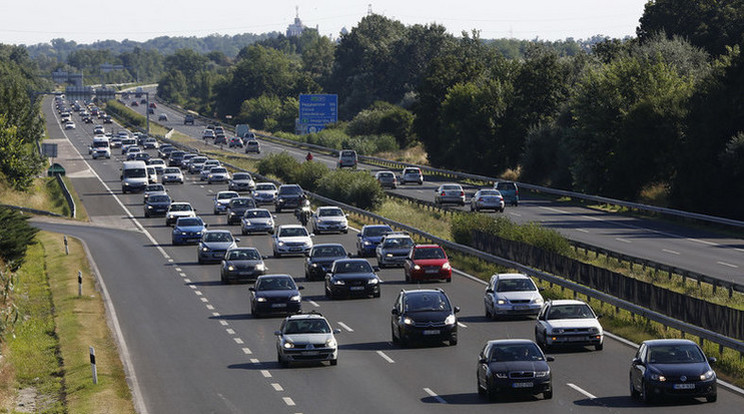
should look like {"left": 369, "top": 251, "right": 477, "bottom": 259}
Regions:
{"left": 0, "top": 177, "right": 87, "bottom": 221}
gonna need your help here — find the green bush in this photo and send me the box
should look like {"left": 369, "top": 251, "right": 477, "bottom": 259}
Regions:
{"left": 106, "top": 100, "right": 145, "bottom": 129}
{"left": 346, "top": 101, "right": 415, "bottom": 148}
{"left": 316, "top": 170, "right": 385, "bottom": 210}
{"left": 0, "top": 207, "right": 39, "bottom": 270}
{"left": 256, "top": 152, "right": 299, "bottom": 182}
{"left": 291, "top": 160, "right": 329, "bottom": 192}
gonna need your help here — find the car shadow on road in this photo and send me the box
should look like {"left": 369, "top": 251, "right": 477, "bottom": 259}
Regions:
{"left": 575, "top": 395, "right": 708, "bottom": 408}
{"left": 209, "top": 313, "right": 252, "bottom": 321}
{"left": 338, "top": 341, "right": 394, "bottom": 351}
{"left": 185, "top": 280, "right": 224, "bottom": 287}
{"left": 420, "top": 393, "right": 494, "bottom": 405}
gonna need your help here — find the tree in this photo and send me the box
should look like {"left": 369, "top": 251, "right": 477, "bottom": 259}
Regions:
{"left": 164, "top": 48, "right": 208, "bottom": 78}
{"left": 0, "top": 207, "right": 39, "bottom": 270}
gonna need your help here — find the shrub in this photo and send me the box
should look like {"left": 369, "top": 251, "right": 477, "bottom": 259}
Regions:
{"left": 0, "top": 207, "right": 39, "bottom": 270}
{"left": 106, "top": 100, "right": 145, "bottom": 129}
{"left": 316, "top": 170, "right": 385, "bottom": 210}
{"left": 346, "top": 101, "right": 415, "bottom": 148}
{"left": 291, "top": 160, "right": 329, "bottom": 192}
{"left": 256, "top": 152, "right": 299, "bottom": 182}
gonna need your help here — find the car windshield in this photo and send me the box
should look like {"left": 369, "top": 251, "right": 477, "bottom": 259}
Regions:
{"left": 334, "top": 261, "right": 373, "bottom": 274}
{"left": 204, "top": 232, "right": 233, "bottom": 242}
{"left": 496, "top": 278, "right": 537, "bottom": 292}
{"left": 245, "top": 210, "right": 270, "bottom": 218}
{"left": 383, "top": 238, "right": 413, "bottom": 248}
{"left": 226, "top": 249, "right": 261, "bottom": 261}
{"left": 319, "top": 208, "right": 343, "bottom": 217}
{"left": 479, "top": 190, "right": 500, "bottom": 197}
{"left": 405, "top": 293, "right": 451, "bottom": 312}
{"left": 192, "top": 158, "right": 207, "bottom": 164}
{"left": 149, "top": 195, "right": 170, "bottom": 203}
{"left": 647, "top": 344, "right": 706, "bottom": 364}
{"left": 123, "top": 168, "right": 146, "bottom": 178}
{"left": 170, "top": 204, "right": 192, "bottom": 212}
{"left": 218, "top": 193, "right": 238, "bottom": 200}
{"left": 546, "top": 304, "right": 595, "bottom": 320}
{"left": 256, "top": 184, "right": 276, "bottom": 191}
{"left": 177, "top": 218, "right": 202, "bottom": 227}
{"left": 279, "top": 186, "right": 302, "bottom": 195}
{"left": 256, "top": 277, "right": 296, "bottom": 291}
{"left": 363, "top": 226, "right": 392, "bottom": 237}
{"left": 164, "top": 168, "right": 180, "bottom": 174}
{"left": 279, "top": 227, "right": 308, "bottom": 237}
{"left": 283, "top": 319, "right": 330, "bottom": 334}
{"left": 149, "top": 160, "right": 164, "bottom": 165}
{"left": 233, "top": 173, "right": 251, "bottom": 180}
{"left": 404, "top": 169, "right": 420, "bottom": 175}
{"left": 145, "top": 185, "right": 164, "bottom": 192}
{"left": 312, "top": 246, "right": 346, "bottom": 257}
{"left": 441, "top": 185, "right": 461, "bottom": 191}
{"left": 210, "top": 168, "right": 227, "bottom": 174}
{"left": 231, "top": 199, "right": 254, "bottom": 207}
{"left": 378, "top": 173, "right": 394, "bottom": 179}
{"left": 490, "top": 344, "right": 545, "bottom": 362}
{"left": 413, "top": 248, "right": 446, "bottom": 260}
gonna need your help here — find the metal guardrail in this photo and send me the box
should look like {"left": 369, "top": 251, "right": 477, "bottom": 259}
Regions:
{"left": 0, "top": 204, "right": 64, "bottom": 218}
{"left": 55, "top": 174, "right": 76, "bottom": 218}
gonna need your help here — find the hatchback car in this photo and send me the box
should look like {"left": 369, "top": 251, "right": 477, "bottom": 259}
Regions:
{"left": 143, "top": 184, "right": 167, "bottom": 203}
{"left": 337, "top": 149, "right": 358, "bottom": 169}
{"left": 244, "top": 139, "right": 261, "bottom": 154}
{"left": 161, "top": 167, "right": 184, "bottom": 184}
{"left": 272, "top": 225, "right": 313, "bottom": 257}
{"left": 534, "top": 299, "right": 603, "bottom": 351}
{"left": 356, "top": 224, "right": 393, "bottom": 257}
{"left": 213, "top": 191, "right": 240, "bottom": 215}
{"left": 305, "top": 243, "right": 349, "bottom": 281}
{"left": 220, "top": 247, "right": 267, "bottom": 284}
{"left": 471, "top": 189, "right": 505, "bottom": 212}
{"left": 207, "top": 167, "right": 231, "bottom": 184}
{"left": 197, "top": 230, "right": 239, "bottom": 264}
{"left": 202, "top": 129, "right": 215, "bottom": 140}
{"left": 171, "top": 216, "right": 207, "bottom": 245}
{"left": 403, "top": 244, "right": 452, "bottom": 283}
{"left": 275, "top": 184, "right": 305, "bottom": 212}
{"left": 240, "top": 208, "right": 275, "bottom": 235}
{"left": 311, "top": 206, "right": 349, "bottom": 234}
{"left": 228, "top": 137, "right": 243, "bottom": 148}
{"left": 484, "top": 273, "right": 545, "bottom": 320}
{"left": 400, "top": 167, "right": 424, "bottom": 185}
{"left": 143, "top": 193, "right": 171, "bottom": 217}
{"left": 228, "top": 172, "right": 255, "bottom": 192}
{"left": 376, "top": 233, "right": 414, "bottom": 268}
{"left": 391, "top": 288, "right": 459, "bottom": 347}
{"left": 143, "top": 138, "right": 160, "bottom": 150}
{"left": 494, "top": 181, "right": 519, "bottom": 206}
{"left": 226, "top": 197, "right": 257, "bottom": 225}
{"left": 630, "top": 339, "right": 717, "bottom": 403}
{"left": 249, "top": 274, "right": 303, "bottom": 317}
{"left": 188, "top": 156, "right": 208, "bottom": 174}
{"left": 476, "top": 339, "right": 553, "bottom": 400}
{"left": 325, "top": 259, "right": 381, "bottom": 299}
{"left": 275, "top": 313, "right": 339, "bottom": 366}
{"left": 165, "top": 202, "right": 196, "bottom": 226}
{"left": 252, "top": 182, "right": 278, "bottom": 204}
{"left": 375, "top": 171, "right": 398, "bottom": 189}
{"left": 434, "top": 184, "right": 466, "bottom": 206}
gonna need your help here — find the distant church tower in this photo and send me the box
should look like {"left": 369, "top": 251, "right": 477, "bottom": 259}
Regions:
{"left": 286, "top": 6, "right": 306, "bottom": 37}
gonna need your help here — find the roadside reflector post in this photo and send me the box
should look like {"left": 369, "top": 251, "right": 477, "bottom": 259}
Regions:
{"left": 64, "top": 235, "right": 68, "bottom": 255}
{"left": 78, "top": 271, "right": 83, "bottom": 297}
{"left": 89, "top": 346, "right": 98, "bottom": 384}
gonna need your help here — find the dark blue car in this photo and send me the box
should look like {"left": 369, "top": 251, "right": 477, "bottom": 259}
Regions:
{"left": 249, "top": 274, "right": 303, "bottom": 318}
{"left": 356, "top": 224, "right": 393, "bottom": 257}
{"left": 171, "top": 217, "right": 207, "bottom": 245}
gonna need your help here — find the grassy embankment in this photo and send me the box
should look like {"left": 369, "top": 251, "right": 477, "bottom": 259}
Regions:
{"left": 0, "top": 177, "right": 88, "bottom": 221}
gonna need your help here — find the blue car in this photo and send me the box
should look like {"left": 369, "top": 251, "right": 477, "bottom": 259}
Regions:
{"left": 172, "top": 217, "right": 207, "bottom": 245}
{"left": 356, "top": 224, "right": 393, "bottom": 257}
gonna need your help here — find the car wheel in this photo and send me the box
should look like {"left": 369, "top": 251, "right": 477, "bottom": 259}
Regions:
{"left": 477, "top": 377, "right": 486, "bottom": 397}
{"left": 706, "top": 394, "right": 717, "bottom": 403}
{"left": 595, "top": 343, "right": 603, "bottom": 351}
{"left": 274, "top": 251, "right": 281, "bottom": 258}
{"left": 485, "top": 305, "right": 491, "bottom": 319}
{"left": 449, "top": 335, "right": 458, "bottom": 346}
{"left": 543, "top": 389, "right": 553, "bottom": 399}
{"left": 540, "top": 334, "right": 550, "bottom": 352}
{"left": 404, "top": 271, "right": 410, "bottom": 283}
{"left": 325, "top": 286, "right": 331, "bottom": 298}
{"left": 241, "top": 229, "right": 247, "bottom": 235}
{"left": 330, "top": 359, "right": 338, "bottom": 366}
{"left": 275, "top": 207, "right": 281, "bottom": 213}
{"left": 220, "top": 274, "right": 226, "bottom": 285}
{"left": 630, "top": 378, "right": 640, "bottom": 399}
{"left": 445, "top": 277, "right": 452, "bottom": 283}
{"left": 278, "top": 352, "right": 288, "bottom": 367}
{"left": 391, "top": 326, "right": 399, "bottom": 344}
{"left": 373, "top": 291, "right": 381, "bottom": 298}
{"left": 499, "top": 207, "right": 504, "bottom": 213}
{"left": 486, "top": 380, "right": 498, "bottom": 401}
{"left": 640, "top": 380, "right": 653, "bottom": 403}
{"left": 198, "top": 257, "right": 204, "bottom": 265}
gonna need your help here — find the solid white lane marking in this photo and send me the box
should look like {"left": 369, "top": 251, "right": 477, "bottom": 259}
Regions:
{"left": 567, "top": 383, "right": 596, "bottom": 399}
{"left": 282, "top": 397, "right": 295, "bottom": 406}
{"left": 686, "top": 238, "right": 717, "bottom": 246}
{"left": 540, "top": 206, "right": 568, "bottom": 214}
{"left": 376, "top": 351, "right": 395, "bottom": 363}
{"left": 206, "top": 305, "right": 214, "bottom": 310}
{"left": 581, "top": 215, "right": 602, "bottom": 222}
{"left": 226, "top": 328, "right": 235, "bottom": 335}
{"left": 271, "top": 383, "right": 284, "bottom": 391}
{"left": 662, "top": 249, "right": 680, "bottom": 255}
{"left": 508, "top": 212, "right": 522, "bottom": 217}
{"left": 423, "top": 388, "right": 447, "bottom": 404}
{"left": 219, "top": 320, "right": 228, "bottom": 326}
{"left": 615, "top": 238, "right": 632, "bottom": 244}
{"left": 457, "top": 322, "right": 467, "bottom": 328}
{"left": 717, "top": 261, "right": 739, "bottom": 268}
{"left": 307, "top": 300, "right": 320, "bottom": 307}
{"left": 242, "top": 348, "right": 252, "bottom": 355}
{"left": 735, "top": 248, "right": 744, "bottom": 253}
{"left": 576, "top": 229, "right": 589, "bottom": 233}
{"left": 261, "top": 370, "right": 272, "bottom": 378}
{"left": 234, "top": 338, "right": 243, "bottom": 344}
{"left": 337, "top": 322, "right": 354, "bottom": 332}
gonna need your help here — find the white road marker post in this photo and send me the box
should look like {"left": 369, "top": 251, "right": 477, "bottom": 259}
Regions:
{"left": 89, "top": 346, "right": 98, "bottom": 384}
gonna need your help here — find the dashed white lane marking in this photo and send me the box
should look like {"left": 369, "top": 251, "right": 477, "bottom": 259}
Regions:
{"left": 376, "top": 351, "right": 395, "bottom": 363}
{"left": 212, "top": 312, "right": 220, "bottom": 317}
{"left": 179, "top": 272, "right": 187, "bottom": 277}
{"left": 282, "top": 397, "right": 295, "bottom": 406}
{"left": 423, "top": 388, "right": 447, "bottom": 404}
{"left": 261, "top": 370, "right": 272, "bottom": 378}
{"left": 686, "top": 237, "right": 717, "bottom": 246}
{"left": 194, "top": 290, "right": 203, "bottom": 296}
{"left": 184, "top": 278, "right": 191, "bottom": 283}
{"left": 219, "top": 320, "right": 228, "bottom": 326}
{"left": 567, "top": 383, "right": 596, "bottom": 399}
{"left": 615, "top": 238, "right": 632, "bottom": 244}
{"left": 206, "top": 304, "right": 215, "bottom": 310}
{"left": 540, "top": 206, "right": 568, "bottom": 214}
{"left": 576, "top": 229, "right": 589, "bottom": 233}
{"left": 175, "top": 267, "right": 182, "bottom": 272}
{"left": 662, "top": 249, "right": 680, "bottom": 255}
{"left": 271, "top": 383, "right": 284, "bottom": 391}
{"left": 242, "top": 348, "right": 252, "bottom": 355}
{"left": 416, "top": 190, "right": 424, "bottom": 193}
{"left": 200, "top": 297, "right": 209, "bottom": 302}
{"left": 168, "top": 258, "right": 174, "bottom": 262}
{"left": 457, "top": 322, "right": 467, "bottom": 328}
{"left": 717, "top": 261, "right": 739, "bottom": 268}
{"left": 233, "top": 338, "right": 243, "bottom": 344}
{"left": 306, "top": 300, "right": 320, "bottom": 307}
{"left": 337, "top": 322, "right": 354, "bottom": 332}
{"left": 250, "top": 358, "right": 260, "bottom": 364}
{"left": 226, "top": 328, "right": 235, "bottom": 335}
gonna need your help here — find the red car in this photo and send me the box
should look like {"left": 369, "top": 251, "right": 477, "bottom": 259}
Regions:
{"left": 404, "top": 244, "right": 452, "bottom": 283}
{"left": 149, "top": 102, "right": 157, "bottom": 108}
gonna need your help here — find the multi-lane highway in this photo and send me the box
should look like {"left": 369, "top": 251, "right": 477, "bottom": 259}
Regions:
{"left": 34, "top": 96, "right": 743, "bottom": 413}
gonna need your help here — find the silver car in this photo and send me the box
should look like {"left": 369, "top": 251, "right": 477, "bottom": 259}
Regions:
{"left": 434, "top": 184, "right": 465, "bottom": 206}
{"left": 197, "top": 230, "right": 239, "bottom": 264}
{"left": 252, "top": 182, "right": 278, "bottom": 204}
{"left": 470, "top": 189, "right": 505, "bottom": 212}
{"left": 400, "top": 167, "right": 424, "bottom": 185}
{"left": 275, "top": 313, "right": 340, "bottom": 367}
{"left": 272, "top": 224, "right": 313, "bottom": 257}
{"left": 228, "top": 172, "right": 256, "bottom": 192}
{"left": 375, "top": 233, "right": 414, "bottom": 268}
{"left": 484, "top": 273, "right": 544, "bottom": 319}
{"left": 310, "top": 206, "right": 349, "bottom": 234}
{"left": 241, "top": 208, "right": 275, "bottom": 235}
{"left": 207, "top": 167, "right": 231, "bottom": 184}
{"left": 213, "top": 191, "right": 240, "bottom": 215}
{"left": 161, "top": 167, "right": 184, "bottom": 184}
{"left": 375, "top": 171, "right": 398, "bottom": 189}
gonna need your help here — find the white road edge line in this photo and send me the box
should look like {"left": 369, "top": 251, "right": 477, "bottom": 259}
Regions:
{"left": 337, "top": 322, "right": 354, "bottom": 332}
{"left": 662, "top": 249, "right": 680, "bottom": 255}
{"left": 717, "top": 261, "right": 739, "bottom": 268}
{"left": 376, "top": 351, "right": 395, "bottom": 363}
{"left": 567, "top": 383, "right": 596, "bottom": 399}
{"left": 423, "top": 388, "right": 447, "bottom": 404}
{"left": 615, "top": 238, "right": 632, "bottom": 244}
{"left": 306, "top": 299, "right": 320, "bottom": 307}
{"left": 457, "top": 322, "right": 467, "bottom": 328}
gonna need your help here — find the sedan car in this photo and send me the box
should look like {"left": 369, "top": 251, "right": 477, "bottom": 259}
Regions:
{"left": 275, "top": 313, "right": 339, "bottom": 366}
{"left": 630, "top": 339, "right": 717, "bottom": 403}
{"left": 143, "top": 193, "right": 171, "bottom": 217}
{"left": 272, "top": 225, "right": 313, "bottom": 257}
{"left": 64, "top": 121, "right": 76, "bottom": 129}
{"left": 376, "top": 233, "right": 414, "bottom": 268}
{"left": 143, "top": 184, "right": 167, "bottom": 203}
{"left": 188, "top": 156, "right": 208, "bottom": 174}
{"left": 484, "top": 273, "right": 545, "bottom": 320}
{"left": 275, "top": 184, "right": 305, "bottom": 212}
{"left": 310, "top": 206, "right": 348, "bottom": 234}
{"left": 400, "top": 167, "right": 424, "bottom": 185}
{"left": 391, "top": 288, "right": 459, "bottom": 347}
{"left": 434, "top": 184, "right": 466, "bottom": 206}
{"left": 249, "top": 274, "right": 303, "bottom": 317}
{"left": 228, "top": 172, "right": 255, "bottom": 192}
{"left": 213, "top": 191, "right": 240, "bottom": 215}
{"left": 226, "top": 197, "right": 257, "bottom": 225}
{"left": 476, "top": 339, "right": 554, "bottom": 400}
{"left": 165, "top": 202, "right": 196, "bottom": 226}
{"left": 325, "top": 259, "right": 381, "bottom": 299}
{"left": 228, "top": 137, "right": 243, "bottom": 148}
{"left": 470, "top": 189, "right": 505, "bottom": 212}
{"left": 171, "top": 216, "right": 207, "bottom": 245}
{"left": 207, "top": 167, "right": 231, "bottom": 184}
{"left": 403, "top": 244, "right": 452, "bottom": 283}
{"left": 305, "top": 243, "right": 349, "bottom": 281}
{"left": 240, "top": 208, "right": 275, "bottom": 235}
{"left": 161, "top": 167, "right": 184, "bottom": 184}
{"left": 202, "top": 129, "right": 215, "bottom": 140}
{"left": 252, "top": 182, "right": 277, "bottom": 204}
{"left": 375, "top": 170, "right": 398, "bottom": 189}
{"left": 220, "top": 247, "right": 267, "bottom": 284}
{"left": 197, "top": 230, "right": 239, "bottom": 264}
{"left": 356, "top": 224, "right": 393, "bottom": 257}
{"left": 534, "top": 299, "right": 603, "bottom": 351}
{"left": 143, "top": 138, "right": 159, "bottom": 150}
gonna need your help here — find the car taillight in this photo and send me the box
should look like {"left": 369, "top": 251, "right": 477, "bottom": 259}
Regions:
{"left": 441, "top": 192, "right": 446, "bottom": 196}
{"left": 478, "top": 197, "right": 484, "bottom": 201}
{"left": 460, "top": 191, "right": 465, "bottom": 196}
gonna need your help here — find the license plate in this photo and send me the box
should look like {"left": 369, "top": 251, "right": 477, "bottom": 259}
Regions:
{"left": 289, "top": 247, "right": 302, "bottom": 252}
{"left": 239, "top": 271, "right": 253, "bottom": 276}
{"left": 568, "top": 337, "right": 585, "bottom": 342}
{"left": 350, "top": 286, "right": 365, "bottom": 291}
{"left": 513, "top": 305, "right": 528, "bottom": 311}
{"left": 425, "top": 269, "right": 439, "bottom": 274}
{"left": 513, "top": 382, "right": 534, "bottom": 388}
{"left": 303, "top": 351, "right": 319, "bottom": 356}
{"left": 271, "top": 303, "right": 287, "bottom": 308}
{"left": 422, "top": 330, "right": 440, "bottom": 335}
{"left": 673, "top": 383, "right": 695, "bottom": 390}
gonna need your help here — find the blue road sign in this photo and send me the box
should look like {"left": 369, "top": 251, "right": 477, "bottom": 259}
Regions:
{"left": 299, "top": 94, "right": 338, "bottom": 127}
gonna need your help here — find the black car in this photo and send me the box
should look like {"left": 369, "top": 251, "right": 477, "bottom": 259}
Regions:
{"left": 226, "top": 197, "right": 257, "bottom": 225}
{"left": 220, "top": 247, "right": 267, "bottom": 284}
{"left": 249, "top": 275, "right": 304, "bottom": 318}
{"left": 476, "top": 339, "right": 553, "bottom": 400}
{"left": 324, "top": 259, "right": 381, "bottom": 299}
{"left": 275, "top": 184, "right": 304, "bottom": 213}
{"left": 168, "top": 151, "right": 185, "bottom": 167}
{"left": 184, "top": 114, "right": 194, "bottom": 125}
{"left": 630, "top": 339, "right": 717, "bottom": 403}
{"left": 143, "top": 193, "right": 171, "bottom": 217}
{"left": 305, "top": 243, "right": 349, "bottom": 281}
{"left": 390, "top": 289, "right": 459, "bottom": 347}
{"left": 158, "top": 145, "right": 175, "bottom": 159}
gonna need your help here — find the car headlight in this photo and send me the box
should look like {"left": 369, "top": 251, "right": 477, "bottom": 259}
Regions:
{"left": 535, "top": 371, "right": 549, "bottom": 378}
{"left": 256, "top": 297, "right": 267, "bottom": 302}
{"left": 201, "top": 247, "right": 209, "bottom": 252}
{"left": 442, "top": 262, "right": 451, "bottom": 270}
{"left": 325, "top": 338, "right": 337, "bottom": 348}
{"left": 497, "top": 299, "right": 506, "bottom": 305}
{"left": 363, "top": 240, "right": 371, "bottom": 245}
{"left": 402, "top": 317, "right": 414, "bottom": 325}
{"left": 368, "top": 278, "right": 379, "bottom": 285}
{"left": 229, "top": 212, "right": 236, "bottom": 216}
{"left": 255, "top": 263, "right": 266, "bottom": 271}
{"left": 277, "top": 241, "right": 285, "bottom": 246}
{"left": 227, "top": 266, "right": 235, "bottom": 271}
{"left": 701, "top": 370, "right": 715, "bottom": 380}
{"left": 494, "top": 372, "right": 508, "bottom": 379}
{"left": 195, "top": 232, "right": 202, "bottom": 236}
{"left": 180, "top": 231, "right": 188, "bottom": 235}
{"left": 413, "top": 264, "right": 421, "bottom": 270}
{"left": 650, "top": 373, "right": 666, "bottom": 382}
{"left": 332, "top": 279, "right": 345, "bottom": 285}
{"left": 289, "top": 295, "right": 301, "bottom": 302}
{"left": 551, "top": 328, "right": 564, "bottom": 334}
{"left": 386, "top": 253, "right": 393, "bottom": 257}
{"left": 283, "top": 341, "right": 294, "bottom": 349}
{"left": 533, "top": 297, "right": 544, "bottom": 304}
{"left": 444, "top": 314, "right": 456, "bottom": 325}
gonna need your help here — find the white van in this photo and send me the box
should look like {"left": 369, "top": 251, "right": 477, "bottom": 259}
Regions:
{"left": 121, "top": 160, "right": 149, "bottom": 193}
{"left": 337, "top": 150, "right": 358, "bottom": 169}
{"left": 90, "top": 136, "right": 111, "bottom": 159}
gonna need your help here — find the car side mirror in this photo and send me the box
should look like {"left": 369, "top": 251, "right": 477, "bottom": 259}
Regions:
{"left": 631, "top": 357, "right": 643, "bottom": 366}
{"left": 538, "top": 287, "right": 545, "bottom": 292}
{"left": 310, "top": 234, "right": 315, "bottom": 237}
{"left": 347, "top": 252, "right": 353, "bottom": 257}
{"left": 486, "top": 288, "right": 493, "bottom": 293}
{"left": 478, "top": 358, "right": 487, "bottom": 364}
{"left": 708, "top": 357, "right": 717, "bottom": 365}
{"left": 204, "top": 223, "right": 208, "bottom": 228}
{"left": 596, "top": 314, "right": 603, "bottom": 319}
{"left": 120, "top": 175, "right": 123, "bottom": 180}
{"left": 454, "top": 306, "right": 461, "bottom": 313}
{"left": 546, "top": 356, "right": 555, "bottom": 362}
{"left": 248, "top": 287, "right": 255, "bottom": 292}
{"left": 373, "top": 266, "right": 380, "bottom": 272}
{"left": 333, "top": 329, "right": 342, "bottom": 334}
{"left": 297, "top": 286, "right": 304, "bottom": 290}
{"left": 262, "top": 255, "right": 269, "bottom": 260}
{"left": 235, "top": 238, "right": 240, "bottom": 242}
{"left": 274, "top": 330, "right": 282, "bottom": 336}
{"left": 391, "top": 308, "right": 399, "bottom": 315}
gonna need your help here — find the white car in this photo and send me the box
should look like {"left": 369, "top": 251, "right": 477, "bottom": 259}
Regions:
{"left": 228, "top": 172, "right": 255, "bottom": 192}
{"left": 272, "top": 224, "right": 313, "bottom": 257}
{"left": 252, "top": 182, "right": 278, "bottom": 204}
{"left": 535, "top": 299, "right": 604, "bottom": 351}
{"left": 484, "top": 273, "right": 544, "bottom": 319}
{"left": 400, "top": 167, "right": 424, "bottom": 185}
{"left": 200, "top": 160, "right": 221, "bottom": 181}
{"left": 161, "top": 167, "right": 184, "bottom": 184}
{"left": 213, "top": 191, "right": 240, "bottom": 214}
{"left": 165, "top": 202, "right": 196, "bottom": 226}
{"left": 434, "top": 184, "right": 466, "bottom": 206}
{"left": 241, "top": 208, "right": 275, "bottom": 235}
{"left": 311, "top": 206, "right": 348, "bottom": 234}
{"left": 207, "top": 167, "right": 231, "bottom": 184}
{"left": 64, "top": 121, "right": 76, "bottom": 129}
{"left": 275, "top": 313, "right": 340, "bottom": 367}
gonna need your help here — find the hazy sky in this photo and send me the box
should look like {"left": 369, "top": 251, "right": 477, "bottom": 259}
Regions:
{"left": 1, "top": 1, "right": 648, "bottom": 46}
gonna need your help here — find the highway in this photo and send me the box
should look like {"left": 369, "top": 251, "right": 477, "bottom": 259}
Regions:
{"left": 137, "top": 91, "right": 744, "bottom": 284}
{"left": 36, "top": 97, "right": 743, "bottom": 413}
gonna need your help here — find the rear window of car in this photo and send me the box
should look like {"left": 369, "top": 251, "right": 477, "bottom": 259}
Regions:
{"left": 279, "top": 185, "right": 302, "bottom": 195}
{"left": 496, "top": 182, "right": 517, "bottom": 191}
{"left": 405, "top": 292, "right": 451, "bottom": 312}
{"left": 362, "top": 226, "right": 392, "bottom": 237}
{"left": 413, "top": 247, "right": 446, "bottom": 260}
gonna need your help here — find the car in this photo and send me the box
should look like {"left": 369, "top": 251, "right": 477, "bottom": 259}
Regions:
{"left": 228, "top": 172, "right": 255, "bottom": 192}
{"left": 120, "top": 138, "right": 137, "bottom": 154}
{"left": 83, "top": 116, "right": 94, "bottom": 124}
{"left": 158, "top": 113, "right": 168, "bottom": 122}
{"left": 337, "top": 149, "right": 357, "bottom": 169}
{"left": 376, "top": 233, "right": 414, "bottom": 268}
{"left": 226, "top": 197, "right": 257, "bottom": 225}
{"left": 140, "top": 98, "right": 147, "bottom": 105}
{"left": 200, "top": 160, "right": 221, "bottom": 181}
{"left": 202, "top": 129, "right": 215, "bottom": 140}
{"left": 149, "top": 102, "right": 157, "bottom": 109}
{"left": 310, "top": 206, "right": 349, "bottom": 234}
{"left": 275, "top": 184, "right": 304, "bottom": 213}
{"left": 471, "top": 189, "right": 505, "bottom": 212}
{"left": 158, "top": 145, "right": 176, "bottom": 159}
{"left": 64, "top": 121, "right": 76, "bottom": 129}
{"left": 168, "top": 151, "right": 185, "bottom": 167}
{"left": 102, "top": 115, "right": 113, "bottom": 124}
{"left": 403, "top": 244, "right": 452, "bottom": 283}
{"left": 116, "top": 130, "right": 130, "bottom": 139}
{"left": 214, "top": 126, "right": 225, "bottom": 135}
{"left": 147, "top": 107, "right": 154, "bottom": 114}
{"left": 274, "top": 312, "right": 340, "bottom": 367}
{"left": 143, "top": 184, "right": 167, "bottom": 203}
{"left": 161, "top": 167, "right": 184, "bottom": 184}
{"left": 220, "top": 247, "right": 267, "bottom": 284}
{"left": 390, "top": 288, "right": 459, "bottom": 347}
{"left": 240, "top": 208, "right": 275, "bottom": 235}
{"left": 109, "top": 138, "right": 122, "bottom": 148}
{"left": 207, "top": 167, "right": 231, "bottom": 184}
{"left": 305, "top": 244, "right": 349, "bottom": 281}
{"left": 188, "top": 156, "right": 208, "bottom": 174}
{"left": 197, "top": 230, "right": 239, "bottom": 264}
{"left": 494, "top": 181, "right": 519, "bottom": 206}
{"left": 213, "top": 191, "right": 240, "bottom": 215}
{"left": 356, "top": 224, "right": 393, "bottom": 257}
{"left": 146, "top": 166, "right": 158, "bottom": 184}
{"left": 171, "top": 216, "right": 207, "bottom": 245}
{"left": 147, "top": 158, "right": 166, "bottom": 169}
{"left": 131, "top": 101, "right": 139, "bottom": 107}
{"left": 184, "top": 114, "right": 195, "bottom": 125}
{"left": 141, "top": 138, "right": 159, "bottom": 150}
{"left": 93, "top": 125, "right": 105, "bottom": 135}
{"left": 165, "top": 202, "right": 196, "bottom": 226}
{"left": 214, "top": 134, "right": 227, "bottom": 145}
{"left": 534, "top": 299, "right": 603, "bottom": 351}
{"left": 324, "top": 258, "right": 381, "bottom": 299}
{"left": 249, "top": 274, "right": 303, "bottom": 317}
{"left": 272, "top": 224, "right": 313, "bottom": 257}
{"left": 134, "top": 152, "right": 151, "bottom": 162}
{"left": 228, "top": 137, "right": 243, "bottom": 148}
{"left": 476, "top": 339, "right": 554, "bottom": 400}
{"left": 484, "top": 273, "right": 545, "bottom": 320}
{"left": 144, "top": 193, "right": 171, "bottom": 217}
{"left": 375, "top": 170, "right": 398, "bottom": 189}
{"left": 244, "top": 139, "right": 260, "bottom": 154}
{"left": 400, "top": 167, "right": 424, "bottom": 185}
{"left": 252, "top": 182, "right": 277, "bottom": 204}
{"left": 629, "top": 339, "right": 717, "bottom": 403}
{"left": 180, "top": 153, "right": 197, "bottom": 169}
{"left": 434, "top": 184, "right": 466, "bottom": 206}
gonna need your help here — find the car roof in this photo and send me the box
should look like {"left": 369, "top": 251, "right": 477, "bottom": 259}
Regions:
{"left": 257, "top": 274, "right": 292, "bottom": 280}
{"left": 413, "top": 244, "right": 442, "bottom": 249}
{"left": 642, "top": 339, "right": 699, "bottom": 347}
{"left": 486, "top": 339, "right": 539, "bottom": 346}
{"left": 278, "top": 224, "right": 305, "bottom": 229}
{"left": 402, "top": 288, "right": 446, "bottom": 295}
{"left": 546, "top": 299, "right": 588, "bottom": 306}
{"left": 490, "top": 273, "right": 530, "bottom": 281}
{"left": 171, "top": 201, "right": 192, "bottom": 206}
{"left": 285, "top": 312, "right": 327, "bottom": 321}
{"left": 313, "top": 243, "right": 345, "bottom": 248}
{"left": 205, "top": 229, "right": 232, "bottom": 234}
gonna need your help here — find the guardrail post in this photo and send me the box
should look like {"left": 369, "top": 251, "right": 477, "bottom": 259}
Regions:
{"left": 699, "top": 337, "right": 704, "bottom": 347}
{"left": 680, "top": 330, "right": 685, "bottom": 339}
{"left": 729, "top": 285, "right": 734, "bottom": 299}
{"left": 712, "top": 282, "right": 717, "bottom": 295}
{"left": 90, "top": 346, "right": 98, "bottom": 384}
